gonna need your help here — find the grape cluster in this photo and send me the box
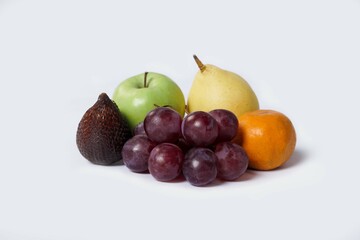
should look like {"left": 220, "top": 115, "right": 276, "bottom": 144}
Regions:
{"left": 121, "top": 107, "right": 249, "bottom": 186}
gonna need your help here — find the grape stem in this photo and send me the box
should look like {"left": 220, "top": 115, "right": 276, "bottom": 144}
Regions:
{"left": 153, "top": 104, "right": 172, "bottom": 108}
{"left": 193, "top": 55, "right": 206, "bottom": 72}
{"left": 185, "top": 105, "right": 189, "bottom": 114}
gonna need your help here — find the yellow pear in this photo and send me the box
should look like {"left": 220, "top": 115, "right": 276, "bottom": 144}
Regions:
{"left": 187, "top": 55, "right": 259, "bottom": 118}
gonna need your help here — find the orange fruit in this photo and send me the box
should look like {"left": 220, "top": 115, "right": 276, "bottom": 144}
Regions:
{"left": 232, "top": 110, "right": 296, "bottom": 170}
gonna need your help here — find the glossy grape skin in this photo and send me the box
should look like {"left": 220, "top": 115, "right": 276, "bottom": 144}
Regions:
{"left": 214, "top": 142, "right": 249, "bottom": 181}
{"left": 121, "top": 135, "right": 156, "bottom": 173}
{"left": 148, "top": 143, "right": 184, "bottom": 182}
{"left": 133, "top": 121, "right": 146, "bottom": 136}
{"left": 181, "top": 111, "right": 219, "bottom": 147}
{"left": 144, "top": 107, "right": 182, "bottom": 143}
{"left": 182, "top": 148, "right": 217, "bottom": 186}
{"left": 209, "top": 109, "right": 238, "bottom": 142}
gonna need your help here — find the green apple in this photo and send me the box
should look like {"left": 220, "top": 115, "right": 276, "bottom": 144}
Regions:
{"left": 112, "top": 72, "right": 185, "bottom": 130}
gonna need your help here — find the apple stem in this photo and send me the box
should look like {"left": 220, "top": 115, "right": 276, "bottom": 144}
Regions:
{"left": 144, "top": 72, "right": 149, "bottom": 88}
{"left": 193, "top": 55, "right": 206, "bottom": 72}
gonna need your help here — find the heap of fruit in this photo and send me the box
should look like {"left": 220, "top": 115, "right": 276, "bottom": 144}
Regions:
{"left": 76, "top": 55, "right": 296, "bottom": 186}
{"left": 122, "top": 107, "right": 248, "bottom": 186}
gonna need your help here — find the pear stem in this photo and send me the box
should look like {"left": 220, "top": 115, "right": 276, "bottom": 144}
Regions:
{"left": 144, "top": 72, "right": 148, "bottom": 88}
{"left": 193, "top": 55, "right": 206, "bottom": 72}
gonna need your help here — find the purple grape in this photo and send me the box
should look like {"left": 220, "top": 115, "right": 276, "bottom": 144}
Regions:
{"left": 148, "top": 143, "right": 184, "bottom": 182}
{"left": 209, "top": 109, "right": 238, "bottom": 142}
{"left": 133, "top": 121, "right": 146, "bottom": 136}
{"left": 144, "top": 107, "right": 182, "bottom": 144}
{"left": 214, "top": 142, "right": 249, "bottom": 181}
{"left": 181, "top": 111, "right": 218, "bottom": 147}
{"left": 121, "top": 135, "right": 156, "bottom": 173}
{"left": 176, "top": 138, "right": 191, "bottom": 154}
{"left": 182, "top": 148, "right": 217, "bottom": 186}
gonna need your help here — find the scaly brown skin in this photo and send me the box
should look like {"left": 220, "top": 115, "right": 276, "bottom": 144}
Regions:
{"left": 76, "top": 93, "right": 132, "bottom": 165}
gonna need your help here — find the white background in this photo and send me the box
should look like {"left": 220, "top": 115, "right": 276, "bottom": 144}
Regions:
{"left": 1, "top": 0, "right": 360, "bottom": 239}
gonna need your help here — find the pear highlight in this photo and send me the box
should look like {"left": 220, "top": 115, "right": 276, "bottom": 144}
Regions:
{"left": 187, "top": 55, "right": 259, "bottom": 118}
